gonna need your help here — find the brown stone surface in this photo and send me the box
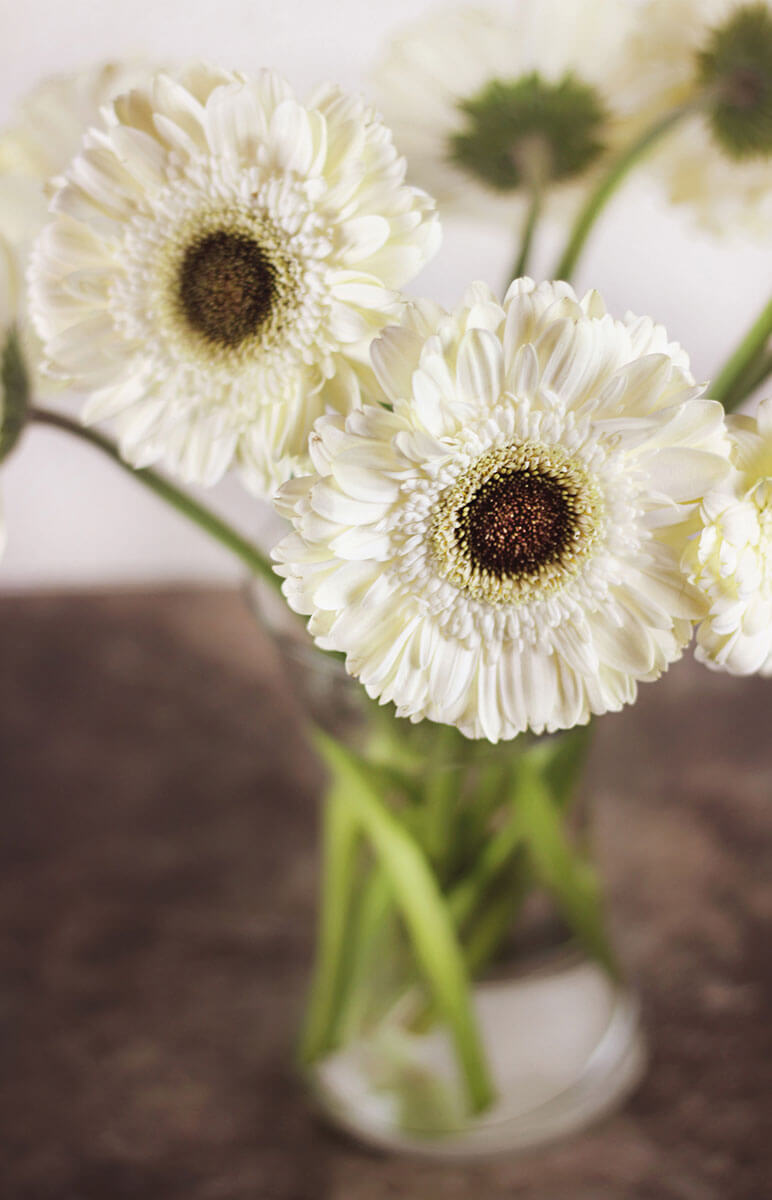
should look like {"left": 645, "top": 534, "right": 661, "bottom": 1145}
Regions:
{"left": 0, "top": 588, "right": 769, "bottom": 1200}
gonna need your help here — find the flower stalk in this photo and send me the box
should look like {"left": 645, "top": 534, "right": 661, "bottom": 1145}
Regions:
{"left": 710, "top": 295, "right": 772, "bottom": 412}
{"left": 552, "top": 103, "right": 696, "bottom": 282}
{"left": 509, "top": 182, "right": 543, "bottom": 285}
{"left": 29, "top": 407, "right": 282, "bottom": 594}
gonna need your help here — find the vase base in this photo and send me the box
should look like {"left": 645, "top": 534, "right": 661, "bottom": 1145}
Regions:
{"left": 308, "top": 958, "right": 646, "bottom": 1160}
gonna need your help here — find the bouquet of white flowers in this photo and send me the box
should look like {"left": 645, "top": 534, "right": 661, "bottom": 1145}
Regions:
{"left": 1, "top": 0, "right": 769, "bottom": 1158}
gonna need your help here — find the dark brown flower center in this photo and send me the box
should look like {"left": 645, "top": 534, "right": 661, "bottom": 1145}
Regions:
{"left": 462, "top": 469, "right": 574, "bottom": 577}
{"left": 178, "top": 230, "right": 276, "bottom": 348}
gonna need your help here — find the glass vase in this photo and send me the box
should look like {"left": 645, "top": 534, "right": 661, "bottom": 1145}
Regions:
{"left": 249, "top": 574, "right": 646, "bottom": 1160}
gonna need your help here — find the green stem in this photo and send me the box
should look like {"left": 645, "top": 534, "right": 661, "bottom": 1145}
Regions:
{"left": 449, "top": 728, "right": 592, "bottom": 929}
{"left": 735, "top": 352, "right": 772, "bottom": 404}
{"left": 552, "top": 103, "right": 695, "bottom": 282}
{"left": 720, "top": 352, "right": 772, "bottom": 416}
{"left": 330, "top": 729, "right": 606, "bottom": 1046}
{"left": 313, "top": 730, "right": 495, "bottom": 1113}
{"left": 514, "top": 757, "right": 619, "bottom": 980}
{"left": 299, "top": 785, "right": 361, "bottom": 1064}
{"left": 30, "top": 406, "right": 281, "bottom": 593}
{"left": 448, "top": 787, "right": 526, "bottom": 927}
{"left": 458, "top": 867, "right": 530, "bottom": 979}
{"left": 509, "top": 184, "right": 542, "bottom": 286}
{"left": 410, "top": 863, "right": 533, "bottom": 1034}
{"left": 710, "top": 297, "right": 772, "bottom": 413}
{"left": 423, "top": 725, "right": 463, "bottom": 869}
{"left": 330, "top": 865, "right": 393, "bottom": 1045}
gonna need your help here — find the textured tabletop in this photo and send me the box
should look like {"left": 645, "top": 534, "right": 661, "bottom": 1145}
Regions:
{"left": 0, "top": 589, "right": 769, "bottom": 1200}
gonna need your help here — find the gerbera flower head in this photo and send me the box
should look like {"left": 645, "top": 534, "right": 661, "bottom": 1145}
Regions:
{"left": 685, "top": 397, "right": 772, "bottom": 675}
{"left": 372, "top": 0, "right": 636, "bottom": 223}
{"left": 273, "top": 279, "right": 730, "bottom": 742}
{"left": 0, "top": 61, "right": 155, "bottom": 247}
{"left": 624, "top": 0, "right": 772, "bottom": 234}
{"left": 27, "top": 64, "right": 441, "bottom": 491}
{"left": 0, "top": 61, "right": 155, "bottom": 391}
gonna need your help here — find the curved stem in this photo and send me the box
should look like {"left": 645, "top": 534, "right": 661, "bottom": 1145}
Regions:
{"left": 710, "top": 297, "right": 772, "bottom": 413}
{"left": 30, "top": 406, "right": 282, "bottom": 593}
{"left": 508, "top": 184, "right": 542, "bottom": 287}
{"left": 552, "top": 103, "right": 695, "bottom": 282}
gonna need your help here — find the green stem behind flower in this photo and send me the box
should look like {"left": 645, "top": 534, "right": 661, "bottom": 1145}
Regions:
{"left": 509, "top": 184, "right": 543, "bottom": 286}
{"left": 424, "top": 724, "right": 464, "bottom": 869}
{"left": 29, "top": 406, "right": 281, "bottom": 594}
{"left": 733, "top": 352, "right": 772, "bottom": 405}
{"left": 552, "top": 104, "right": 695, "bottom": 283}
{"left": 710, "top": 296, "right": 772, "bottom": 413}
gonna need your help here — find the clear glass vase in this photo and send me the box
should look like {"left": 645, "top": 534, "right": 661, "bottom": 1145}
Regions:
{"left": 249, "top": 574, "right": 647, "bottom": 1160}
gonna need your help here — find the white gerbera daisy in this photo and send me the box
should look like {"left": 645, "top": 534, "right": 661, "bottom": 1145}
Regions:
{"left": 372, "top": 0, "right": 637, "bottom": 225}
{"left": 0, "top": 61, "right": 155, "bottom": 389}
{"left": 0, "top": 61, "right": 155, "bottom": 248}
{"left": 623, "top": 0, "right": 772, "bottom": 235}
{"left": 686, "top": 397, "right": 772, "bottom": 674}
{"left": 273, "top": 279, "right": 730, "bottom": 741}
{"left": 27, "top": 65, "right": 440, "bottom": 491}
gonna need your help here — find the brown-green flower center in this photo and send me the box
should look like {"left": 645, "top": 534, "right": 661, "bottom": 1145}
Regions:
{"left": 464, "top": 469, "right": 574, "bottom": 577}
{"left": 178, "top": 230, "right": 276, "bottom": 347}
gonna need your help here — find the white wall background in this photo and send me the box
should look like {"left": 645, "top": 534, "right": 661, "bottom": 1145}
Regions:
{"left": 1, "top": 0, "right": 771, "bottom": 588}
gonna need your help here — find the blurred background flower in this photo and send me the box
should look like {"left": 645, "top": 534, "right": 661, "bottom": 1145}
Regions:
{"left": 622, "top": 0, "right": 772, "bottom": 234}
{"left": 0, "top": 61, "right": 156, "bottom": 393}
{"left": 372, "top": 0, "right": 638, "bottom": 230}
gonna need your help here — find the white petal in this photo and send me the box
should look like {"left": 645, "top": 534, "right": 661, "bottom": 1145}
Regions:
{"left": 205, "top": 83, "right": 264, "bottom": 159}
{"left": 371, "top": 325, "right": 421, "bottom": 402}
{"left": 456, "top": 327, "right": 503, "bottom": 407}
{"left": 641, "top": 448, "right": 729, "bottom": 501}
